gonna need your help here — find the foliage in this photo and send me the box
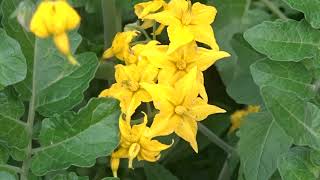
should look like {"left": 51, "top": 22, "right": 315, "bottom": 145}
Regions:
{"left": 0, "top": 0, "right": 319, "bottom": 179}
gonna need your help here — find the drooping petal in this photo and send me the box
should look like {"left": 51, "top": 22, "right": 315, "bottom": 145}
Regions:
{"left": 189, "top": 97, "right": 226, "bottom": 121}
{"left": 174, "top": 117, "right": 198, "bottom": 153}
{"left": 125, "top": 93, "right": 144, "bottom": 120}
{"left": 190, "top": 2, "right": 217, "bottom": 25}
{"left": 167, "top": 25, "right": 194, "bottom": 54}
{"left": 188, "top": 24, "right": 219, "bottom": 51}
{"left": 140, "top": 136, "right": 172, "bottom": 152}
{"left": 138, "top": 149, "right": 160, "bottom": 162}
{"left": 112, "top": 148, "right": 129, "bottom": 159}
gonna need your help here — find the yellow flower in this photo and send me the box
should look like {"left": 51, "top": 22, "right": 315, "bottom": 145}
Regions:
{"left": 99, "top": 60, "right": 158, "bottom": 120}
{"left": 30, "top": 0, "right": 80, "bottom": 65}
{"left": 103, "top": 31, "right": 138, "bottom": 64}
{"left": 142, "top": 41, "right": 230, "bottom": 100}
{"left": 110, "top": 114, "right": 172, "bottom": 177}
{"left": 146, "top": 0, "right": 218, "bottom": 53}
{"left": 229, "top": 106, "right": 260, "bottom": 133}
{"left": 141, "top": 67, "right": 226, "bottom": 152}
{"left": 135, "top": 0, "right": 166, "bottom": 19}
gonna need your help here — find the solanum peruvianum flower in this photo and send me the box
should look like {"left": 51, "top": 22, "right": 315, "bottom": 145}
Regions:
{"left": 30, "top": 0, "right": 80, "bottom": 65}
{"left": 99, "top": 0, "right": 230, "bottom": 176}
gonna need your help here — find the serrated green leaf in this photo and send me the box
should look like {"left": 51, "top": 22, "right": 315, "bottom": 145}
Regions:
{"left": 244, "top": 19, "right": 320, "bottom": 62}
{"left": 239, "top": 112, "right": 292, "bottom": 180}
{"left": 0, "top": 88, "right": 28, "bottom": 160}
{"left": 278, "top": 147, "right": 319, "bottom": 180}
{"left": 251, "top": 60, "right": 315, "bottom": 99}
{"left": 282, "top": 0, "right": 320, "bottom": 28}
{"left": 51, "top": 172, "right": 89, "bottom": 180}
{"left": 144, "top": 163, "right": 179, "bottom": 180}
{"left": 31, "top": 98, "right": 120, "bottom": 176}
{"left": 226, "top": 34, "right": 263, "bottom": 104}
{"left": 0, "top": 28, "right": 26, "bottom": 89}
{"left": 262, "top": 86, "right": 320, "bottom": 150}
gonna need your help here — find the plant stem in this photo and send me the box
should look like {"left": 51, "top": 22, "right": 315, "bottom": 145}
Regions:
{"left": 198, "top": 123, "right": 235, "bottom": 155}
{"left": 261, "top": 0, "right": 288, "bottom": 19}
{"left": 21, "top": 39, "right": 38, "bottom": 180}
{"left": 101, "top": 0, "right": 122, "bottom": 49}
{"left": 0, "top": 165, "right": 23, "bottom": 174}
{"left": 152, "top": 21, "right": 157, "bottom": 40}
{"left": 217, "top": 156, "right": 231, "bottom": 180}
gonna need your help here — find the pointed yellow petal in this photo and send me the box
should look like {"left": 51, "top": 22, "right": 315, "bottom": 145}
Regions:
{"left": 167, "top": 25, "right": 194, "bottom": 54}
{"left": 195, "top": 48, "right": 230, "bottom": 71}
{"left": 141, "top": 138, "right": 172, "bottom": 152}
{"left": 188, "top": 24, "right": 219, "bottom": 51}
{"left": 125, "top": 93, "right": 143, "bottom": 121}
{"left": 145, "top": 10, "right": 180, "bottom": 26}
{"left": 53, "top": 33, "right": 70, "bottom": 55}
{"left": 103, "top": 48, "right": 114, "bottom": 59}
{"left": 135, "top": 0, "right": 165, "bottom": 19}
{"left": 189, "top": 97, "right": 226, "bottom": 121}
{"left": 139, "top": 149, "right": 160, "bottom": 162}
{"left": 175, "top": 117, "right": 199, "bottom": 153}
{"left": 174, "top": 67, "right": 199, "bottom": 105}
{"left": 191, "top": 2, "right": 217, "bottom": 25}
{"left": 140, "top": 83, "right": 178, "bottom": 108}
{"left": 147, "top": 113, "right": 180, "bottom": 137}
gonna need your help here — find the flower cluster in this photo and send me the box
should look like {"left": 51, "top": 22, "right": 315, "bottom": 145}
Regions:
{"left": 30, "top": 0, "right": 80, "bottom": 65}
{"left": 100, "top": 0, "right": 230, "bottom": 177}
{"left": 229, "top": 106, "right": 260, "bottom": 133}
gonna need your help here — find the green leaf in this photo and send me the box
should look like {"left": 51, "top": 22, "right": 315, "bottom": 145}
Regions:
{"left": 282, "top": 0, "right": 320, "bottom": 28}
{"left": 262, "top": 86, "right": 320, "bottom": 150}
{"left": 226, "top": 34, "right": 263, "bottom": 105}
{"left": 0, "top": 88, "right": 28, "bottom": 160}
{"left": 1, "top": 0, "right": 34, "bottom": 61}
{"left": 239, "top": 112, "right": 292, "bottom": 180}
{"left": 51, "top": 172, "right": 89, "bottom": 180}
{"left": 209, "top": 0, "right": 250, "bottom": 85}
{"left": 0, "top": 170, "right": 17, "bottom": 180}
{"left": 144, "top": 163, "right": 179, "bottom": 180}
{"left": 244, "top": 19, "right": 320, "bottom": 62}
{"left": 0, "top": 146, "right": 8, "bottom": 164}
{"left": 278, "top": 147, "right": 319, "bottom": 180}
{"left": 31, "top": 98, "right": 120, "bottom": 176}
{"left": 101, "top": 178, "right": 119, "bottom": 180}
{"left": 251, "top": 60, "right": 315, "bottom": 99}
{"left": 0, "top": 28, "right": 26, "bottom": 89}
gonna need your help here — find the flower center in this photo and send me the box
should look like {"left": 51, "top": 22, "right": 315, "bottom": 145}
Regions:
{"left": 176, "top": 60, "right": 187, "bottom": 70}
{"left": 175, "top": 105, "right": 188, "bottom": 116}
{"left": 122, "top": 80, "right": 140, "bottom": 92}
{"left": 128, "top": 143, "right": 141, "bottom": 169}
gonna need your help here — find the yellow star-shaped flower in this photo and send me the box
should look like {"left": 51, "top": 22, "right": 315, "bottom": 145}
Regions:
{"left": 141, "top": 41, "right": 230, "bottom": 101}
{"left": 110, "top": 114, "right": 172, "bottom": 177}
{"left": 141, "top": 67, "right": 226, "bottom": 152}
{"left": 99, "top": 60, "right": 158, "bottom": 120}
{"left": 146, "top": 0, "right": 218, "bottom": 53}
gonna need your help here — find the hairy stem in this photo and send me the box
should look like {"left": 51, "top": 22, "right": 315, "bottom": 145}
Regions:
{"left": 198, "top": 123, "right": 235, "bottom": 154}
{"left": 21, "top": 39, "right": 38, "bottom": 180}
{"left": 261, "top": 0, "right": 288, "bottom": 19}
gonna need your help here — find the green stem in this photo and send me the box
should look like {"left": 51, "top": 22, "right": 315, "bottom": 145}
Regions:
{"left": 261, "top": 0, "right": 288, "bottom": 19}
{"left": 0, "top": 165, "right": 23, "bottom": 174}
{"left": 152, "top": 21, "right": 157, "bottom": 40}
{"left": 217, "top": 156, "right": 231, "bottom": 180}
{"left": 21, "top": 39, "right": 38, "bottom": 180}
{"left": 101, "top": 0, "right": 122, "bottom": 49}
{"left": 198, "top": 123, "right": 235, "bottom": 154}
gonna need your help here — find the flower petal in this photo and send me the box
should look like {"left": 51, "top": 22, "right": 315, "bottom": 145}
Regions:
{"left": 147, "top": 113, "right": 181, "bottom": 137}
{"left": 191, "top": 2, "right": 217, "bottom": 25}
{"left": 189, "top": 97, "right": 226, "bottom": 121}
{"left": 175, "top": 117, "right": 198, "bottom": 153}
{"left": 188, "top": 24, "right": 219, "bottom": 50}
{"left": 167, "top": 25, "right": 194, "bottom": 54}
{"left": 195, "top": 48, "right": 230, "bottom": 71}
